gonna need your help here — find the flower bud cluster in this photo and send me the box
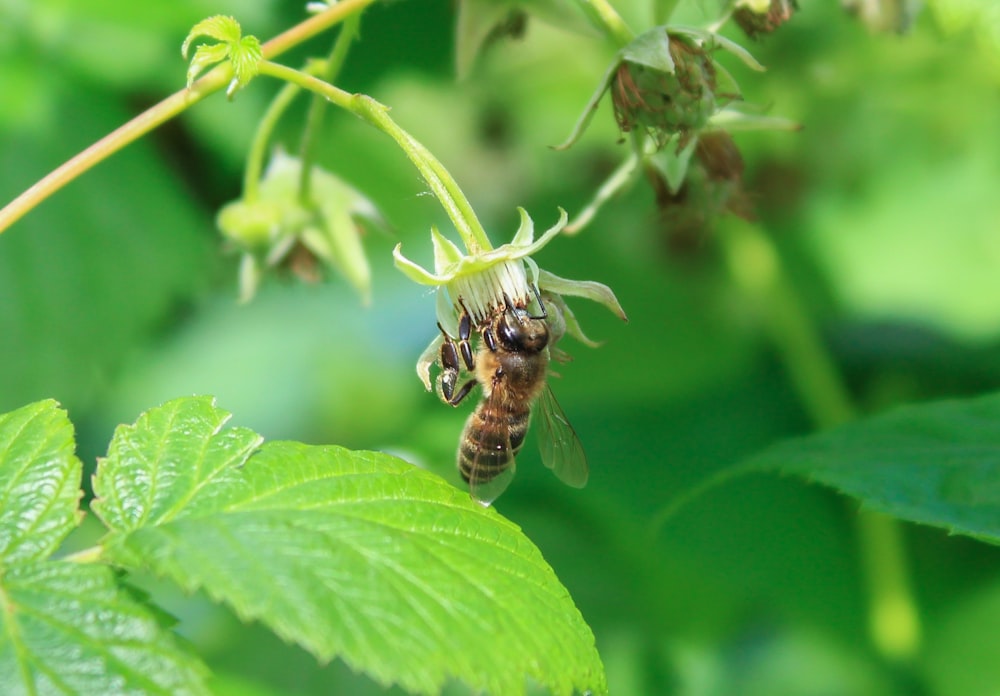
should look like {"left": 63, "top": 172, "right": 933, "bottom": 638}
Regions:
{"left": 612, "top": 32, "right": 719, "bottom": 148}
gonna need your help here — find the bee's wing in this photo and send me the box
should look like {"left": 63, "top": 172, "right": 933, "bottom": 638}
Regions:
{"left": 536, "top": 385, "right": 588, "bottom": 488}
{"left": 466, "top": 397, "right": 517, "bottom": 507}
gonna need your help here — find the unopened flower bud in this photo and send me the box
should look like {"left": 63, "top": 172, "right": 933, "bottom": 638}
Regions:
{"left": 612, "top": 31, "right": 718, "bottom": 148}
{"left": 733, "top": 0, "right": 798, "bottom": 39}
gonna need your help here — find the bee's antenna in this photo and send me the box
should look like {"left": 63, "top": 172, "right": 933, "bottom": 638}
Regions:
{"left": 528, "top": 284, "right": 547, "bottom": 320}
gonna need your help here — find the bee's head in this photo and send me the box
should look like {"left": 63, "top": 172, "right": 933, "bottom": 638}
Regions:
{"left": 496, "top": 306, "right": 549, "bottom": 353}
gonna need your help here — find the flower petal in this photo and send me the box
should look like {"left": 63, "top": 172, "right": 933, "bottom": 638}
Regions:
{"left": 543, "top": 292, "right": 602, "bottom": 348}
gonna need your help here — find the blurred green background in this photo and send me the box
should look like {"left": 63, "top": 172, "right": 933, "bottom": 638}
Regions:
{"left": 3, "top": 0, "right": 1000, "bottom": 693}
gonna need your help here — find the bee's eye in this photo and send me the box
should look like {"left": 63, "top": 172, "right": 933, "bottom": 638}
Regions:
{"left": 496, "top": 312, "right": 521, "bottom": 349}
{"left": 497, "top": 310, "right": 548, "bottom": 352}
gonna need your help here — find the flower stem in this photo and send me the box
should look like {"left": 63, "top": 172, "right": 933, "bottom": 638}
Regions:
{"left": 257, "top": 61, "right": 493, "bottom": 253}
{"left": 574, "top": 0, "right": 635, "bottom": 45}
{"left": 720, "top": 218, "right": 921, "bottom": 664}
{"left": 244, "top": 81, "right": 301, "bottom": 201}
{"left": 298, "top": 14, "right": 361, "bottom": 202}
{"left": 0, "top": 0, "right": 376, "bottom": 236}
{"left": 61, "top": 546, "right": 104, "bottom": 564}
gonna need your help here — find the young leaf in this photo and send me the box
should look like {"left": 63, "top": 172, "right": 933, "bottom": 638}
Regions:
{"left": 747, "top": 392, "right": 1000, "bottom": 543}
{"left": 0, "top": 561, "right": 210, "bottom": 695}
{"left": 93, "top": 397, "right": 607, "bottom": 696}
{"left": 181, "top": 15, "right": 261, "bottom": 95}
{"left": 0, "top": 400, "right": 82, "bottom": 565}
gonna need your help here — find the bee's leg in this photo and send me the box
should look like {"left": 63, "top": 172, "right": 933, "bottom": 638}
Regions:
{"left": 527, "top": 284, "right": 547, "bottom": 320}
{"left": 438, "top": 332, "right": 462, "bottom": 403}
{"left": 456, "top": 307, "right": 475, "bottom": 370}
{"left": 481, "top": 326, "right": 497, "bottom": 353}
{"left": 437, "top": 299, "right": 477, "bottom": 402}
{"left": 446, "top": 378, "right": 478, "bottom": 406}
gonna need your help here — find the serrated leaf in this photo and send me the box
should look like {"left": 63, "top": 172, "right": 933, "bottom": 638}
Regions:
{"left": 181, "top": 15, "right": 260, "bottom": 95}
{"left": 186, "top": 43, "right": 230, "bottom": 87}
{"left": 91, "top": 396, "right": 262, "bottom": 536}
{"left": 0, "top": 561, "right": 210, "bottom": 695}
{"left": 182, "top": 15, "right": 242, "bottom": 59}
{"left": 93, "top": 397, "right": 606, "bottom": 696}
{"left": 0, "top": 400, "right": 82, "bottom": 566}
{"left": 747, "top": 392, "right": 1000, "bottom": 543}
{"left": 228, "top": 35, "right": 263, "bottom": 96}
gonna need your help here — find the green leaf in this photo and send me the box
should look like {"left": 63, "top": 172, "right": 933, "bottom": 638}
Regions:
{"left": 91, "top": 396, "right": 263, "bottom": 536}
{"left": 228, "top": 35, "right": 263, "bottom": 96}
{"left": 93, "top": 397, "right": 607, "bottom": 696}
{"left": 0, "top": 86, "right": 213, "bottom": 415}
{"left": 0, "top": 400, "right": 82, "bottom": 565}
{"left": 182, "top": 15, "right": 242, "bottom": 59}
{"left": 186, "top": 43, "right": 230, "bottom": 87}
{"left": 181, "top": 15, "right": 261, "bottom": 94}
{"left": 747, "top": 392, "right": 1000, "bottom": 543}
{"left": 0, "top": 561, "right": 210, "bottom": 695}
{"left": 922, "top": 576, "right": 1000, "bottom": 696}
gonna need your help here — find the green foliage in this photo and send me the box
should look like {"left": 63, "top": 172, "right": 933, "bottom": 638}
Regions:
{"left": 0, "top": 398, "right": 604, "bottom": 695}
{"left": 183, "top": 15, "right": 262, "bottom": 96}
{"left": 4, "top": 0, "right": 1000, "bottom": 693}
{"left": 0, "top": 401, "right": 82, "bottom": 563}
{"left": 748, "top": 392, "right": 1000, "bottom": 543}
{"left": 0, "top": 402, "right": 210, "bottom": 695}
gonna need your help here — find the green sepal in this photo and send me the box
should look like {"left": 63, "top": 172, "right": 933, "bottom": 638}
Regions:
{"left": 552, "top": 60, "right": 618, "bottom": 151}
{"left": 648, "top": 136, "right": 699, "bottom": 195}
{"left": 218, "top": 150, "right": 382, "bottom": 303}
{"left": 432, "top": 226, "right": 466, "bottom": 274}
{"left": 538, "top": 269, "right": 628, "bottom": 322}
{"left": 621, "top": 27, "right": 676, "bottom": 72}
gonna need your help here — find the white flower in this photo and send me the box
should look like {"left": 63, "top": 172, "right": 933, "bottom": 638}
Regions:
{"left": 393, "top": 207, "right": 627, "bottom": 389}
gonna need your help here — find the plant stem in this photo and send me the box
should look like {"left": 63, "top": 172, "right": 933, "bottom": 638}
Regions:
{"left": 299, "top": 14, "right": 361, "bottom": 202}
{"left": 61, "top": 546, "right": 104, "bottom": 564}
{"left": 654, "top": 0, "right": 685, "bottom": 24}
{"left": 720, "top": 218, "right": 921, "bottom": 664}
{"left": 244, "top": 82, "right": 301, "bottom": 201}
{"left": 0, "top": 0, "right": 376, "bottom": 236}
{"left": 575, "top": 0, "right": 635, "bottom": 45}
{"left": 257, "top": 61, "right": 493, "bottom": 253}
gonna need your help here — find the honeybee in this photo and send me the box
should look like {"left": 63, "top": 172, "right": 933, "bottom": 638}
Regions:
{"left": 436, "top": 289, "right": 588, "bottom": 505}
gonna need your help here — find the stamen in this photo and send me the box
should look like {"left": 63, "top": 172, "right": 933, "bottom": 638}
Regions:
{"left": 448, "top": 260, "right": 531, "bottom": 324}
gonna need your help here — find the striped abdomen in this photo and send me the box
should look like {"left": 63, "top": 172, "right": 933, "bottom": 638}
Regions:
{"left": 458, "top": 399, "right": 531, "bottom": 486}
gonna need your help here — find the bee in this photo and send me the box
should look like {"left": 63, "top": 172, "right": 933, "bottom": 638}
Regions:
{"left": 436, "top": 289, "right": 588, "bottom": 505}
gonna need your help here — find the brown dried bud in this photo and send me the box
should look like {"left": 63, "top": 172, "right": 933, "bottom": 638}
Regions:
{"left": 651, "top": 132, "right": 754, "bottom": 257}
{"left": 733, "top": 0, "right": 798, "bottom": 39}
